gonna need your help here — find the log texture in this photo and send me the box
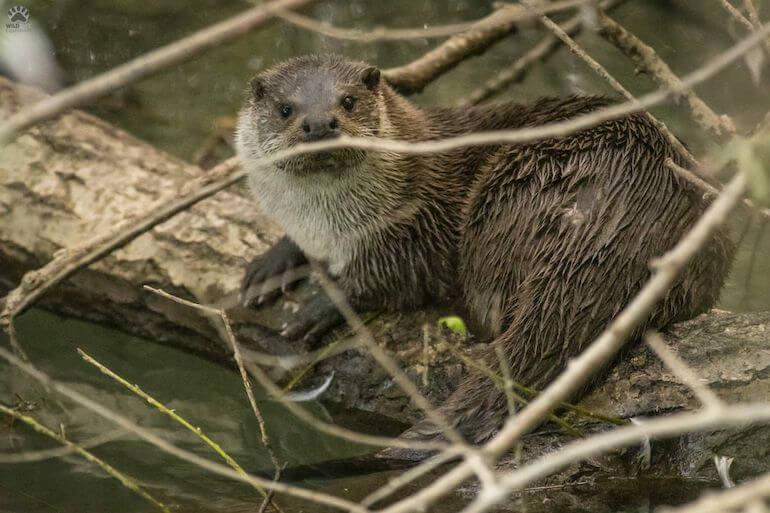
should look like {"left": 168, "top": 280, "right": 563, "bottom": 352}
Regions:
{"left": 1, "top": 77, "right": 769, "bottom": 488}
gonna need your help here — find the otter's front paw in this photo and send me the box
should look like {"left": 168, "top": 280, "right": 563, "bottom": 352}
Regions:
{"left": 240, "top": 236, "right": 307, "bottom": 307}
{"left": 281, "top": 293, "right": 344, "bottom": 348}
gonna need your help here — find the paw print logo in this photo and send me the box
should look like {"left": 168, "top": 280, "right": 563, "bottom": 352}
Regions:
{"left": 8, "top": 5, "right": 30, "bottom": 23}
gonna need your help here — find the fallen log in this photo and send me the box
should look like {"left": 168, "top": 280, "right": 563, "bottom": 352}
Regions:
{"left": 1, "top": 77, "right": 768, "bottom": 486}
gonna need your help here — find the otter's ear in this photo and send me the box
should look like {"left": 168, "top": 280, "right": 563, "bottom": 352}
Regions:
{"left": 249, "top": 77, "right": 265, "bottom": 100}
{"left": 361, "top": 66, "right": 380, "bottom": 90}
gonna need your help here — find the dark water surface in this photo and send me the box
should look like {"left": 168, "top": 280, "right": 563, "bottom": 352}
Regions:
{"left": 2, "top": 0, "right": 769, "bottom": 511}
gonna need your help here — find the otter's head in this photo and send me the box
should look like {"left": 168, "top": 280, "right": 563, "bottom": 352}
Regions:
{"left": 236, "top": 54, "right": 383, "bottom": 176}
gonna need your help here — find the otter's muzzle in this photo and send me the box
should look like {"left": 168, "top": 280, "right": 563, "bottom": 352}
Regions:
{"left": 301, "top": 113, "right": 340, "bottom": 142}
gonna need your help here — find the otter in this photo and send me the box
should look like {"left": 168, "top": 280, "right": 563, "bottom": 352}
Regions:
{"left": 235, "top": 54, "right": 734, "bottom": 449}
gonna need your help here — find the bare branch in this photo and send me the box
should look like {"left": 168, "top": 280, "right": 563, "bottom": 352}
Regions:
{"left": 0, "top": 157, "right": 241, "bottom": 329}
{"left": 532, "top": 5, "right": 699, "bottom": 168}
{"left": 597, "top": 12, "right": 737, "bottom": 138}
{"left": 666, "top": 158, "right": 770, "bottom": 219}
{"left": 143, "top": 286, "right": 283, "bottom": 485}
{"left": 644, "top": 331, "right": 724, "bottom": 410}
{"left": 0, "top": 345, "right": 371, "bottom": 513}
{"left": 0, "top": 405, "right": 170, "bottom": 512}
{"left": 659, "top": 470, "right": 770, "bottom": 513}
{"left": 460, "top": 403, "right": 770, "bottom": 513}
{"left": 0, "top": 0, "right": 316, "bottom": 144}
{"left": 379, "top": 168, "right": 749, "bottom": 513}
{"left": 144, "top": 290, "right": 446, "bottom": 452}
{"left": 276, "top": 0, "right": 587, "bottom": 42}
{"left": 740, "top": 0, "right": 770, "bottom": 56}
{"left": 460, "top": 4, "right": 592, "bottom": 107}
{"left": 360, "top": 449, "right": 462, "bottom": 507}
{"left": 312, "top": 269, "right": 497, "bottom": 485}
{"left": 384, "top": 1, "right": 591, "bottom": 94}
{"left": 0, "top": 429, "right": 125, "bottom": 463}
{"left": 720, "top": 0, "right": 756, "bottom": 32}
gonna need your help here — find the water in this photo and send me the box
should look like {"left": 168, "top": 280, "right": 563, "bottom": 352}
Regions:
{"left": 2, "top": 0, "right": 769, "bottom": 511}
{"left": 0, "top": 310, "right": 380, "bottom": 512}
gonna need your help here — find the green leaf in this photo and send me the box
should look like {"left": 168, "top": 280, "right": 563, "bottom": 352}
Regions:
{"left": 438, "top": 315, "right": 467, "bottom": 336}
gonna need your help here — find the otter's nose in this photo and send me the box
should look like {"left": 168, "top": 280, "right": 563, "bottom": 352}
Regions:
{"left": 301, "top": 114, "right": 339, "bottom": 141}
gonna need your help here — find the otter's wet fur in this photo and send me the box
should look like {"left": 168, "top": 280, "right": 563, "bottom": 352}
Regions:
{"left": 236, "top": 54, "right": 734, "bottom": 447}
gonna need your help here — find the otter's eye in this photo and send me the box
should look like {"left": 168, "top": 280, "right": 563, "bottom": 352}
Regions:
{"left": 341, "top": 96, "right": 356, "bottom": 112}
{"left": 279, "top": 104, "right": 293, "bottom": 119}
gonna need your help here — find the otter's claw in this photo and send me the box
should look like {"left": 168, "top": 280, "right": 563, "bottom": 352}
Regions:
{"left": 280, "top": 293, "right": 343, "bottom": 347}
{"left": 240, "top": 236, "right": 307, "bottom": 307}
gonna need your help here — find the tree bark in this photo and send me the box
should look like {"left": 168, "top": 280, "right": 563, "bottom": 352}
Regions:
{"left": 1, "top": 77, "right": 769, "bottom": 486}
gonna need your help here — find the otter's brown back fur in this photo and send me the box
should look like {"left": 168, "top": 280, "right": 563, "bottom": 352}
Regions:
{"left": 237, "top": 55, "right": 734, "bottom": 447}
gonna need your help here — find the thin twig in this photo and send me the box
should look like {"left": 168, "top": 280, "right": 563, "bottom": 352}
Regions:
{"left": 446, "top": 343, "right": 585, "bottom": 436}
{"left": 379, "top": 168, "right": 748, "bottom": 513}
{"left": 142, "top": 289, "right": 275, "bottom": 448}
{"left": 277, "top": 0, "right": 587, "bottom": 42}
{"left": 666, "top": 158, "right": 770, "bottom": 219}
{"left": 0, "top": 405, "right": 170, "bottom": 513}
{"left": 244, "top": 352, "right": 446, "bottom": 451}
{"left": 312, "top": 268, "right": 498, "bottom": 487}
{"left": 720, "top": 0, "right": 755, "bottom": 32}
{"left": 494, "top": 343, "right": 520, "bottom": 419}
{"left": 360, "top": 448, "right": 463, "bottom": 507}
{"left": 644, "top": 331, "right": 724, "bottom": 410}
{"left": 740, "top": 215, "right": 768, "bottom": 307}
{"left": 383, "top": 1, "right": 589, "bottom": 94}
{"left": 533, "top": 7, "right": 699, "bottom": 168}
{"left": 142, "top": 286, "right": 284, "bottom": 502}
{"left": 659, "top": 469, "right": 770, "bottom": 513}
{"left": 597, "top": 12, "right": 737, "bottom": 139}
{"left": 460, "top": 6, "right": 588, "bottom": 107}
{"left": 0, "top": 157, "right": 240, "bottom": 329}
{"left": 740, "top": 0, "right": 770, "bottom": 56}
{"left": 0, "top": 0, "right": 315, "bottom": 143}
{"left": 77, "top": 348, "right": 282, "bottom": 506}
{"left": 258, "top": 466, "right": 283, "bottom": 513}
{"left": 143, "top": 286, "right": 444, "bottom": 451}
{"left": 0, "top": 429, "right": 125, "bottom": 463}
{"left": 0, "top": 345, "right": 370, "bottom": 513}
{"left": 460, "top": 403, "right": 770, "bottom": 513}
